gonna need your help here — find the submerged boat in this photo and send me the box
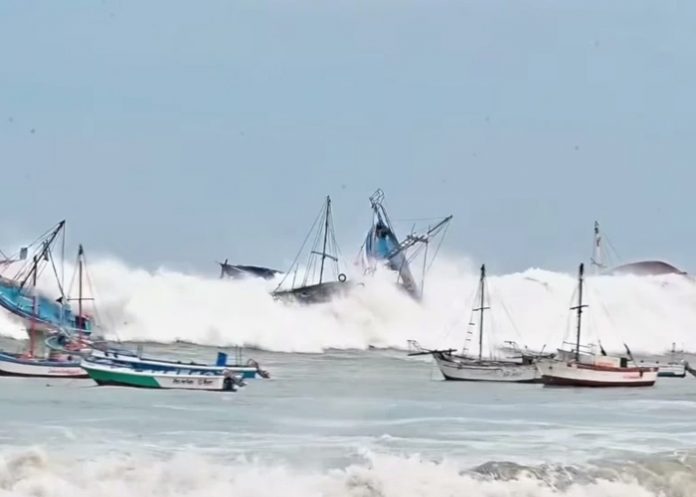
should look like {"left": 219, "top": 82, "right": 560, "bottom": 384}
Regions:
{"left": 408, "top": 264, "right": 548, "bottom": 383}
{"left": 218, "top": 260, "right": 280, "bottom": 280}
{"left": 360, "top": 189, "right": 452, "bottom": 300}
{"left": 273, "top": 196, "right": 352, "bottom": 304}
{"left": 591, "top": 221, "right": 686, "bottom": 276}
{"left": 537, "top": 263, "right": 658, "bottom": 387}
{"left": 81, "top": 357, "right": 245, "bottom": 391}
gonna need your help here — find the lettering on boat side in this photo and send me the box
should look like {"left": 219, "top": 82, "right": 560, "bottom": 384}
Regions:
{"left": 171, "top": 378, "right": 215, "bottom": 385}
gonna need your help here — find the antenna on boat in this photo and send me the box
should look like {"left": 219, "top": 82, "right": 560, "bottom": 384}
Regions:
{"left": 570, "top": 263, "right": 588, "bottom": 361}
{"left": 473, "top": 264, "right": 490, "bottom": 361}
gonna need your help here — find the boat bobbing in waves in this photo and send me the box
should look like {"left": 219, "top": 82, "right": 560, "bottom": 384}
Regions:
{"left": 272, "top": 195, "right": 354, "bottom": 305}
{"left": 538, "top": 263, "right": 658, "bottom": 387}
{"left": 359, "top": 189, "right": 452, "bottom": 301}
{"left": 0, "top": 351, "right": 87, "bottom": 378}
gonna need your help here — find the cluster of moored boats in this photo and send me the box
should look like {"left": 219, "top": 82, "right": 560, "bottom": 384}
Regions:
{"left": 0, "top": 193, "right": 691, "bottom": 391}
{"left": 410, "top": 262, "right": 690, "bottom": 387}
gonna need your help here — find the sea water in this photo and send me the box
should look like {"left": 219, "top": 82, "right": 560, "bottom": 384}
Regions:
{"left": 1, "top": 342, "right": 696, "bottom": 497}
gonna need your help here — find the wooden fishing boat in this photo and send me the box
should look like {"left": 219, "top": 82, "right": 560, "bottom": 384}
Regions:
{"left": 538, "top": 263, "right": 658, "bottom": 387}
{"left": 81, "top": 357, "right": 245, "bottom": 391}
{"left": 273, "top": 196, "right": 353, "bottom": 304}
{"left": 409, "top": 264, "right": 548, "bottom": 383}
{"left": 360, "top": 189, "right": 452, "bottom": 300}
{"left": 0, "top": 350, "right": 86, "bottom": 378}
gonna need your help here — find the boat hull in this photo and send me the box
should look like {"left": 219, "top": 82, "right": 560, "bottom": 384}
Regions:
{"left": 82, "top": 360, "right": 235, "bottom": 391}
{"left": 0, "top": 352, "right": 87, "bottom": 378}
{"left": 657, "top": 364, "right": 686, "bottom": 378}
{"left": 89, "top": 349, "right": 264, "bottom": 379}
{"left": 538, "top": 359, "right": 658, "bottom": 387}
{"left": 434, "top": 354, "right": 540, "bottom": 383}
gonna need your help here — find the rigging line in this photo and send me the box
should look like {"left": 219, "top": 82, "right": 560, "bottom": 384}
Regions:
{"left": 48, "top": 249, "right": 66, "bottom": 300}
{"left": 426, "top": 222, "right": 449, "bottom": 274}
{"left": 275, "top": 201, "right": 324, "bottom": 291}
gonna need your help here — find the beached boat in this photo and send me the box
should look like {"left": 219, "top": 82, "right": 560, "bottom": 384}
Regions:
{"left": 408, "top": 264, "right": 548, "bottom": 383}
{"left": 538, "top": 263, "right": 658, "bottom": 387}
{"left": 81, "top": 358, "right": 244, "bottom": 391}
{"left": 273, "top": 195, "right": 353, "bottom": 304}
{"left": 360, "top": 189, "right": 452, "bottom": 300}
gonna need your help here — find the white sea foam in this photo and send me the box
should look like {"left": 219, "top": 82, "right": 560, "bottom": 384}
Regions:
{"left": 1, "top": 254, "right": 695, "bottom": 354}
{"left": 0, "top": 447, "right": 686, "bottom": 497}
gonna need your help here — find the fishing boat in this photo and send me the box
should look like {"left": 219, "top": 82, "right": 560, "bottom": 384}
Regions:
{"left": 408, "top": 264, "right": 548, "bottom": 383}
{"left": 80, "top": 357, "right": 245, "bottom": 391}
{"left": 273, "top": 196, "right": 352, "bottom": 304}
{"left": 218, "top": 260, "right": 280, "bottom": 280}
{"left": 537, "top": 263, "right": 658, "bottom": 387}
{"left": 0, "top": 222, "right": 94, "bottom": 335}
{"left": 87, "top": 348, "right": 269, "bottom": 379}
{"left": 360, "top": 189, "right": 452, "bottom": 300}
{"left": 0, "top": 227, "right": 90, "bottom": 378}
{"left": 638, "top": 343, "right": 687, "bottom": 378}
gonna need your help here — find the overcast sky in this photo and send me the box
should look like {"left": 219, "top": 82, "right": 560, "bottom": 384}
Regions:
{"left": 1, "top": 1, "right": 693, "bottom": 275}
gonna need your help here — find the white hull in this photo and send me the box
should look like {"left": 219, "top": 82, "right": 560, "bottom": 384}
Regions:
{"left": 658, "top": 363, "right": 687, "bottom": 377}
{"left": 538, "top": 359, "right": 658, "bottom": 387}
{"left": 434, "top": 354, "right": 539, "bottom": 383}
{"left": 0, "top": 353, "right": 87, "bottom": 378}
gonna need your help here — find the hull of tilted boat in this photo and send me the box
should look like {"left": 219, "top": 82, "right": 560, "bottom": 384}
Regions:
{"left": 0, "top": 352, "right": 88, "bottom": 378}
{"left": 538, "top": 360, "right": 658, "bottom": 387}
{"left": 434, "top": 355, "right": 540, "bottom": 383}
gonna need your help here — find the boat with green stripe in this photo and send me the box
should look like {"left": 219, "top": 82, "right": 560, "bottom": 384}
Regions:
{"left": 81, "top": 358, "right": 243, "bottom": 391}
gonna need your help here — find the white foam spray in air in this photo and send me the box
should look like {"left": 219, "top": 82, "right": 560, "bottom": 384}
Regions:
{"left": 1, "top": 253, "right": 694, "bottom": 354}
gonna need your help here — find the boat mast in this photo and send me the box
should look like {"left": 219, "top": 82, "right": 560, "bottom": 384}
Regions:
{"left": 571, "top": 263, "right": 588, "bottom": 361}
{"left": 77, "top": 244, "right": 84, "bottom": 339}
{"left": 318, "top": 196, "right": 331, "bottom": 285}
{"left": 473, "top": 264, "right": 490, "bottom": 361}
{"left": 29, "top": 255, "right": 38, "bottom": 357}
{"left": 591, "top": 221, "right": 604, "bottom": 273}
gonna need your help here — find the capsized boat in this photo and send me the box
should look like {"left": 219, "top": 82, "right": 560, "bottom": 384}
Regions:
{"left": 273, "top": 195, "right": 353, "bottom": 304}
{"left": 408, "top": 264, "right": 551, "bottom": 383}
{"left": 537, "top": 263, "right": 658, "bottom": 387}
{"left": 360, "top": 189, "right": 452, "bottom": 300}
{"left": 81, "top": 357, "right": 245, "bottom": 391}
{"left": 218, "top": 260, "right": 280, "bottom": 280}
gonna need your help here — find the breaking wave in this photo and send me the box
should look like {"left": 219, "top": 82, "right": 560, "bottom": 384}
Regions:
{"left": 0, "top": 447, "right": 694, "bottom": 497}
{"left": 1, "top": 254, "right": 695, "bottom": 354}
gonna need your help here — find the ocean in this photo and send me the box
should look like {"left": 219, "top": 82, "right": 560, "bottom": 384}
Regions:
{"left": 1, "top": 343, "right": 695, "bottom": 497}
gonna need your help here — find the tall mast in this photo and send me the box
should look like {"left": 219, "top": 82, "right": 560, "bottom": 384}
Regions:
{"left": 474, "top": 264, "right": 490, "bottom": 361}
{"left": 572, "top": 263, "right": 587, "bottom": 361}
{"left": 78, "top": 244, "right": 84, "bottom": 324}
{"left": 29, "top": 255, "right": 38, "bottom": 357}
{"left": 591, "top": 221, "right": 603, "bottom": 273}
{"left": 318, "top": 196, "right": 331, "bottom": 285}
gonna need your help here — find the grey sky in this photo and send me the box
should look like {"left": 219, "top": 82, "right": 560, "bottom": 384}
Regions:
{"left": 1, "top": 1, "right": 694, "bottom": 275}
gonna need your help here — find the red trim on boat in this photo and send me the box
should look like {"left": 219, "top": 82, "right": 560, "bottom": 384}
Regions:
{"left": 541, "top": 375, "right": 656, "bottom": 387}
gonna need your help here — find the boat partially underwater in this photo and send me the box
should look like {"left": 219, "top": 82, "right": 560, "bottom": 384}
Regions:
{"left": 218, "top": 260, "right": 280, "bottom": 280}
{"left": 273, "top": 195, "right": 353, "bottom": 304}
{"left": 360, "top": 189, "right": 452, "bottom": 300}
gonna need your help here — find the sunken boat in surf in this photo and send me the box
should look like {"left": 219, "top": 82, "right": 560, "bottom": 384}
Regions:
{"left": 272, "top": 195, "right": 353, "bottom": 304}
{"left": 217, "top": 260, "right": 280, "bottom": 280}
{"left": 408, "top": 264, "right": 552, "bottom": 383}
{"left": 0, "top": 222, "right": 93, "bottom": 378}
{"left": 360, "top": 189, "right": 452, "bottom": 300}
{"left": 537, "top": 263, "right": 658, "bottom": 387}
